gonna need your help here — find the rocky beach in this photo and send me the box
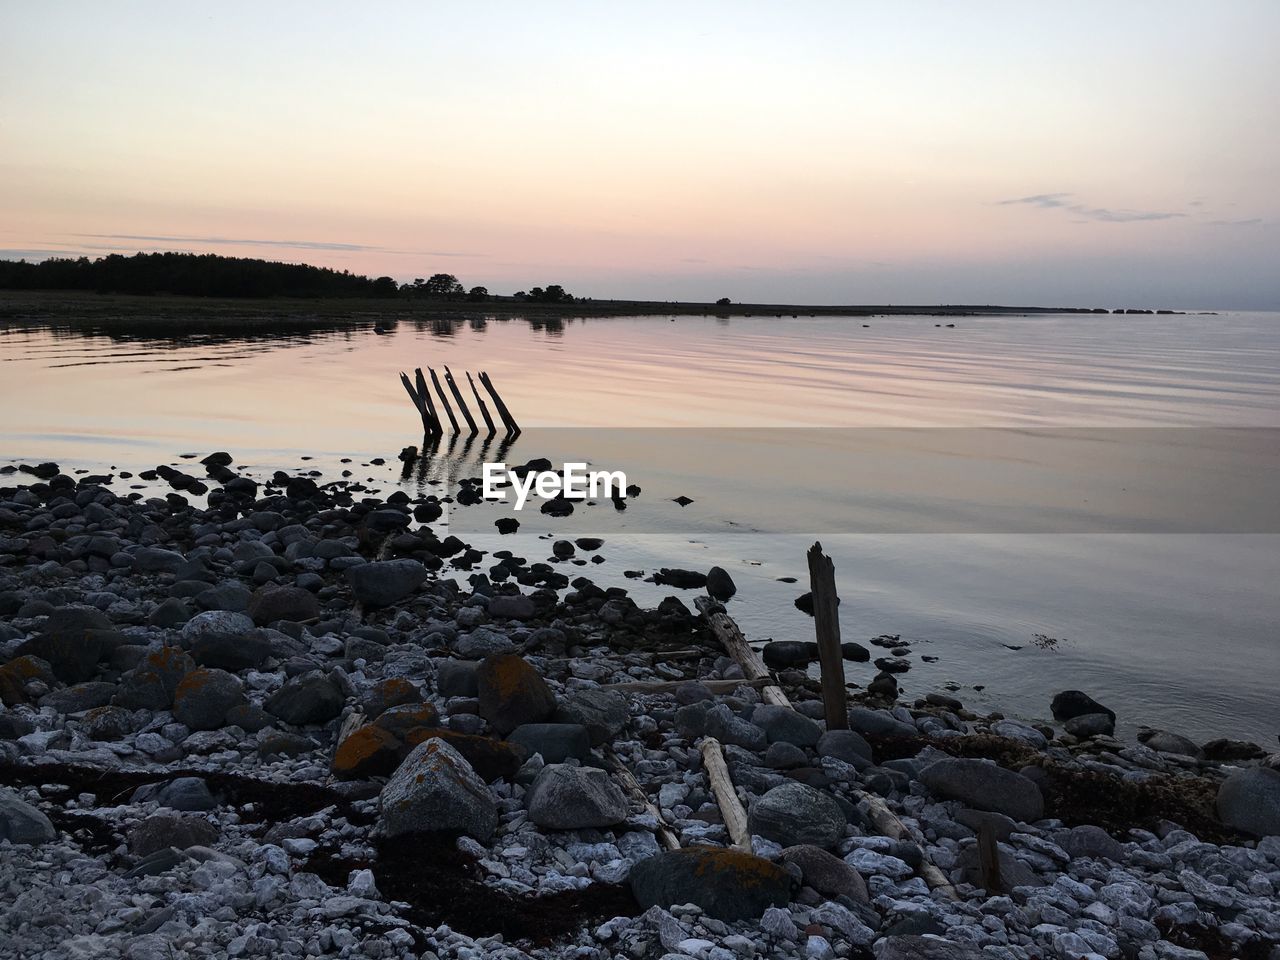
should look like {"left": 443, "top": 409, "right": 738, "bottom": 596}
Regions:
{"left": 2, "top": 453, "right": 1279, "bottom": 960}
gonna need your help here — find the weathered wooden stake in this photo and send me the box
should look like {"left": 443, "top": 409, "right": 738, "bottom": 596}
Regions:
{"left": 399, "top": 372, "right": 432, "bottom": 434}
{"left": 693, "top": 596, "right": 791, "bottom": 708}
{"left": 429, "top": 367, "right": 460, "bottom": 433}
{"left": 466, "top": 372, "right": 497, "bottom": 435}
{"left": 701, "top": 736, "right": 751, "bottom": 850}
{"left": 479, "top": 371, "right": 520, "bottom": 436}
{"left": 807, "top": 541, "right": 849, "bottom": 730}
{"left": 414, "top": 368, "right": 442, "bottom": 435}
{"left": 443, "top": 366, "right": 478, "bottom": 435}
{"left": 978, "top": 821, "right": 1003, "bottom": 892}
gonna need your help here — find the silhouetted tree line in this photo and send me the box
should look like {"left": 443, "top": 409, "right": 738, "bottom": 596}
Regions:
{"left": 0, "top": 253, "right": 399, "bottom": 298}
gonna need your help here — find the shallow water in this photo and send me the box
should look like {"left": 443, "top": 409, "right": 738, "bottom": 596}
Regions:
{"left": 2, "top": 311, "right": 1278, "bottom": 743}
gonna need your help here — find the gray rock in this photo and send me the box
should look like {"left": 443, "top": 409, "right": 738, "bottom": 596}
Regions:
{"left": 751, "top": 705, "right": 822, "bottom": 747}
{"left": 706, "top": 566, "right": 737, "bottom": 601}
{"left": 40, "top": 681, "right": 117, "bottom": 714}
{"left": 955, "top": 808, "right": 1018, "bottom": 841}
{"left": 873, "top": 936, "right": 985, "bottom": 960}
{"left": 265, "top": 671, "right": 344, "bottom": 725}
{"left": 379, "top": 738, "right": 497, "bottom": 840}
{"left": 455, "top": 627, "right": 515, "bottom": 659}
{"left": 705, "top": 703, "right": 767, "bottom": 751}
{"left": 781, "top": 843, "right": 869, "bottom": 902}
{"left": 487, "top": 594, "right": 536, "bottom": 619}
{"left": 817, "top": 729, "right": 873, "bottom": 767}
{"left": 190, "top": 631, "right": 271, "bottom": 671}
{"left": 526, "top": 763, "right": 629, "bottom": 829}
{"left": 1138, "top": 729, "right": 1204, "bottom": 759}
{"left": 1050, "top": 689, "right": 1115, "bottom": 723}
{"left": 848, "top": 707, "right": 916, "bottom": 738}
{"left": 918, "top": 757, "right": 1044, "bottom": 822}
{"left": 147, "top": 597, "right": 193, "bottom": 627}
{"left": 130, "top": 547, "right": 188, "bottom": 574}
{"left": 195, "top": 582, "right": 252, "bottom": 613}
{"left": 436, "top": 660, "right": 480, "bottom": 698}
{"left": 1059, "top": 823, "right": 1125, "bottom": 861}
{"left": 347, "top": 559, "right": 429, "bottom": 606}
{"left": 1217, "top": 766, "right": 1280, "bottom": 837}
{"left": 630, "top": 847, "right": 794, "bottom": 921}
{"left": 762, "top": 641, "right": 818, "bottom": 669}
{"left": 507, "top": 723, "right": 591, "bottom": 764}
{"left": 554, "top": 688, "right": 629, "bottom": 745}
{"left": 248, "top": 585, "right": 320, "bottom": 625}
{"left": 1064, "top": 712, "right": 1115, "bottom": 737}
{"left": 181, "top": 610, "right": 254, "bottom": 641}
{"left": 83, "top": 705, "right": 134, "bottom": 741}
{"left": 115, "top": 647, "right": 194, "bottom": 710}
{"left": 17, "top": 606, "right": 111, "bottom": 682}
{"left": 748, "top": 781, "right": 846, "bottom": 849}
{"left": 0, "top": 789, "right": 56, "bottom": 845}
{"left": 171, "top": 668, "right": 246, "bottom": 731}
{"left": 765, "top": 741, "right": 807, "bottom": 769}
{"left": 132, "top": 777, "right": 217, "bottom": 812}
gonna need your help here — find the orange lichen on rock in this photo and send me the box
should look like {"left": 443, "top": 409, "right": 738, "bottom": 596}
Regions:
{"left": 0, "top": 655, "right": 54, "bottom": 705}
{"left": 331, "top": 724, "right": 401, "bottom": 779}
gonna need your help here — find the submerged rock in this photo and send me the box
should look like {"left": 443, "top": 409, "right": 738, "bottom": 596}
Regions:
{"left": 1050, "top": 689, "right": 1115, "bottom": 724}
{"left": 706, "top": 566, "right": 737, "bottom": 600}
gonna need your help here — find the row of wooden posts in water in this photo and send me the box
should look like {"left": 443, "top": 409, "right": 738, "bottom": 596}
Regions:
{"left": 399, "top": 366, "right": 521, "bottom": 438}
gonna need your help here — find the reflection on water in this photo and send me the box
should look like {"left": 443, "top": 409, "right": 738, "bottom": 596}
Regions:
{"left": 2, "top": 311, "right": 1279, "bottom": 742}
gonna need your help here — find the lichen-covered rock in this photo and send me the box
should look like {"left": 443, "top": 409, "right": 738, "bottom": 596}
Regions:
{"left": 525, "top": 763, "right": 628, "bottom": 829}
{"left": 379, "top": 738, "right": 497, "bottom": 841}
{"left": 114, "top": 647, "right": 194, "bottom": 710}
{"left": 16, "top": 606, "right": 112, "bottom": 682}
{"left": 171, "top": 668, "right": 245, "bottom": 731}
{"left": 630, "top": 847, "right": 795, "bottom": 921}
{"left": 477, "top": 654, "right": 556, "bottom": 735}
{"left": 265, "top": 671, "right": 344, "bottom": 725}
{"left": 0, "top": 656, "right": 57, "bottom": 706}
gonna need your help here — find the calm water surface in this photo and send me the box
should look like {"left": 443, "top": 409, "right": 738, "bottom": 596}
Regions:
{"left": 2, "top": 312, "right": 1278, "bottom": 743}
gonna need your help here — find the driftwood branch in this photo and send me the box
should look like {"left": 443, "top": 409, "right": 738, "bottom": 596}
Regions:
{"left": 693, "top": 596, "right": 791, "bottom": 708}
{"left": 854, "top": 789, "right": 959, "bottom": 900}
{"left": 700, "top": 736, "right": 751, "bottom": 850}
{"left": 605, "top": 677, "right": 772, "bottom": 694}
{"left": 606, "top": 747, "right": 680, "bottom": 851}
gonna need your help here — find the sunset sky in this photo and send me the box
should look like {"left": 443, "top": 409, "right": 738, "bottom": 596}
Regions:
{"left": 3, "top": 1, "right": 1278, "bottom": 307}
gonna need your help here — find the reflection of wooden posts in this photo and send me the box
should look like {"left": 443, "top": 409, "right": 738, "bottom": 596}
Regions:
{"left": 443, "top": 366, "right": 478, "bottom": 435}
{"left": 429, "top": 368, "right": 460, "bottom": 433}
{"left": 479, "top": 371, "right": 520, "bottom": 436}
{"left": 807, "top": 541, "right": 849, "bottom": 730}
{"left": 467, "top": 372, "right": 496, "bottom": 435}
{"left": 701, "top": 736, "right": 750, "bottom": 850}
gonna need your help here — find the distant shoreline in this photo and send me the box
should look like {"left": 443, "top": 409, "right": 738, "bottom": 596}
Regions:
{"left": 0, "top": 289, "right": 1191, "bottom": 330}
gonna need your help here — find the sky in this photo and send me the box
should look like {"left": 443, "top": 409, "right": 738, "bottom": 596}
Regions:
{"left": 3, "top": 1, "right": 1278, "bottom": 308}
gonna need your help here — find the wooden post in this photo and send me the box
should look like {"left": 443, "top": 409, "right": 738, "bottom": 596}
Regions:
{"left": 977, "top": 821, "right": 1003, "bottom": 892}
{"left": 479, "top": 371, "right": 520, "bottom": 436}
{"left": 466, "top": 372, "right": 497, "bottom": 435}
{"left": 807, "top": 541, "right": 849, "bottom": 730}
{"left": 693, "top": 596, "right": 791, "bottom": 708}
{"left": 430, "top": 367, "right": 460, "bottom": 433}
{"left": 443, "top": 366, "right": 478, "bottom": 435}
{"left": 400, "top": 372, "right": 432, "bottom": 434}
{"left": 414, "top": 368, "right": 441, "bottom": 435}
{"left": 701, "top": 736, "right": 751, "bottom": 850}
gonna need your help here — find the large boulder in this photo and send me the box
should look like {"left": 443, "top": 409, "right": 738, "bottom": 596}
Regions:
{"left": 781, "top": 844, "right": 869, "bottom": 903}
{"left": 0, "top": 656, "right": 57, "bottom": 706}
{"left": 190, "top": 632, "right": 271, "bottom": 671}
{"left": 171, "top": 668, "right": 246, "bottom": 731}
{"left": 477, "top": 654, "right": 556, "bottom": 735}
{"left": 114, "top": 647, "right": 194, "bottom": 709}
{"left": 0, "top": 789, "right": 56, "bottom": 845}
{"left": 265, "top": 671, "right": 344, "bottom": 725}
{"left": 248, "top": 585, "right": 320, "bottom": 625}
{"left": 554, "top": 688, "right": 629, "bottom": 745}
{"left": 748, "top": 782, "right": 847, "bottom": 849}
{"left": 1217, "top": 767, "right": 1280, "bottom": 837}
{"left": 507, "top": 723, "right": 591, "bottom": 764}
{"left": 128, "top": 813, "right": 218, "bottom": 856}
{"left": 706, "top": 566, "right": 737, "bottom": 601}
{"left": 379, "top": 738, "right": 497, "bottom": 841}
{"left": 347, "top": 560, "right": 429, "bottom": 607}
{"left": 751, "top": 705, "right": 822, "bottom": 747}
{"left": 918, "top": 758, "right": 1044, "bottom": 823}
{"left": 817, "top": 729, "right": 873, "bottom": 767}
{"left": 181, "top": 610, "right": 254, "bottom": 642}
{"left": 17, "top": 607, "right": 112, "bottom": 682}
{"left": 630, "top": 847, "right": 794, "bottom": 921}
{"left": 1050, "top": 690, "right": 1115, "bottom": 724}
{"left": 847, "top": 707, "right": 916, "bottom": 738}
{"left": 525, "top": 763, "right": 628, "bottom": 829}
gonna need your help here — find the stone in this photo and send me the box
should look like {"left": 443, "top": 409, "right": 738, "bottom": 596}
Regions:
{"left": 507, "top": 723, "right": 591, "bottom": 763}
{"left": 455, "top": 627, "right": 516, "bottom": 658}
{"left": 347, "top": 559, "right": 429, "bottom": 606}
{"left": 171, "top": 668, "right": 246, "bottom": 731}
{"left": 127, "top": 814, "right": 218, "bottom": 857}
{"left": 40, "top": 681, "right": 117, "bottom": 714}
{"left": 437, "top": 660, "right": 480, "bottom": 698}
{"left": 872, "top": 935, "right": 985, "bottom": 960}
{"left": 1050, "top": 690, "right": 1115, "bottom": 724}
{"left": 115, "top": 647, "right": 194, "bottom": 709}
{"left": 487, "top": 593, "right": 536, "bottom": 619}
{"left": 83, "top": 705, "right": 134, "bottom": 740}
{"left": 1138, "top": 729, "right": 1204, "bottom": 759}
{"left": 847, "top": 707, "right": 916, "bottom": 738}
{"left": 918, "top": 758, "right": 1044, "bottom": 822}
{"left": 1064, "top": 712, "right": 1115, "bottom": 737}
{"left": 706, "top": 566, "right": 737, "bottom": 601}
{"left": 132, "top": 777, "right": 217, "bottom": 812}
{"left": 526, "top": 763, "right": 629, "bottom": 829}
{"left": 17, "top": 606, "right": 111, "bottom": 682}
{"left": 817, "top": 729, "right": 873, "bottom": 767}
{"left": 265, "top": 671, "right": 344, "bottom": 725}
{"left": 148, "top": 597, "right": 193, "bottom": 627}
{"left": 360, "top": 677, "right": 421, "bottom": 718}
{"left": 553, "top": 688, "right": 629, "bottom": 745}
{"left": 379, "top": 738, "right": 497, "bottom": 841}
{"left": 130, "top": 547, "right": 188, "bottom": 574}
{"left": 1059, "top": 823, "right": 1126, "bottom": 861}
{"left": 477, "top": 654, "right": 556, "bottom": 735}
{"left": 195, "top": 581, "right": 252, "bottom": 613}
{"left": 752, "top": 705, "right": 822, "bottom": 747}
{"left": 248, "top": 585, "right": 320, "bottom": 625}
{"left": 190, "top": 632, "right": 271, "bottom": 671}
{"left": 181, "top": 610, "right": 255, "bottom": 641}
{"left": 762, "top": 641, "right": 818, "bottom": 669}
{"left": 0, "top": 656, "right": 56, "bottom": 706}
{"left": 781, "top": 844, "right": 870, "bottom": 903}
{"left": 1217, "top": 767, "right": 1280, "bottom": 837}
{"left": 765, "top": 741, "right": 807, "bottom": 769}
{"left": 748, "top": 782, "right": 846, "bottom": 849}
{"left": 630, "top": 847, "right": 794, "bottom": 921}
{"left": 0, "top": 789, "right": 56, "bottom": 845}
{"left": 705, "top": 703, "right": 767, "bottom": 751}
